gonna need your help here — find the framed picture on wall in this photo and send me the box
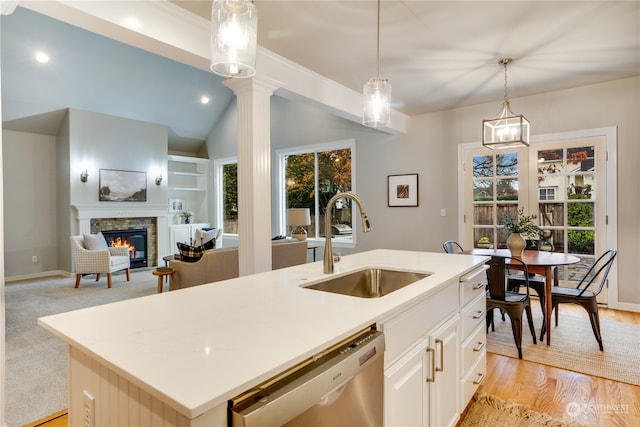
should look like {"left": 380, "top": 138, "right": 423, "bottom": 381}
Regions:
{"left": 99, "top": 169, "right": 147, "bottom": 202}
{"left": 168, "top": 198, "right": 185, "bottom": 213}
{"left": 388, "top": 173, "right": 419, "bottom": 207}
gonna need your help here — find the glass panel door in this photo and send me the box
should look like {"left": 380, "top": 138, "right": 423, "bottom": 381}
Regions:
{"left": 533, "top": 138, "right": 606, "bottom": 297}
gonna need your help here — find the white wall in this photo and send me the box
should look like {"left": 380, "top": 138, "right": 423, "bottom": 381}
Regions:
{"left": 68, "top": 109, "right": 168, "bottom": 208}
{"left": 208, "top": 77, "right": 639, "bottom": 307}
{"left": 2, "top": 130, "right": 58, "bottom": 277}
{"left": 2, "top": 109, "right": 170, "bottom": 278}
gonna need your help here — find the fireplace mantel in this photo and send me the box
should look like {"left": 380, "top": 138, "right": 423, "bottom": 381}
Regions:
{"left": 72, "top": 204, "right": 168, "bottom": 220}
{"left": 71, "top": 204, "right": 169, "bottom": 264}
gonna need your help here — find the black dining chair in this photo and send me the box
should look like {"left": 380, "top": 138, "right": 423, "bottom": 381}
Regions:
{"left": 541, "top": 249, "right": 617, "bottom": 351}
{"left": 506, "top": 266, "right": 548, "bottom": 339}
{"left": 443, "top": 240, "right": 464, "bottom": 254}
{"left": 485, "top": 256, "right": 537, "bottom": 359}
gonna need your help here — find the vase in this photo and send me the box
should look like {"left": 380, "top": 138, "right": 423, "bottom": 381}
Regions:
{"left": 185, "top": 218, "right": 192, "bottom": 224}
{"left": 507, "top": 232, "right": 526, "bottom": 258}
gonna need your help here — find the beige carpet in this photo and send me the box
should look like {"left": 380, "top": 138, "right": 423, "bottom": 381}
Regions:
{"left": 486, "top": 308, "right": 640, "bottom": 386}
{"left": 5, "top": 270, "right": 159, "bottom": 427}
{"left": 459, "top": 392, "right": 590, "bottom": 426}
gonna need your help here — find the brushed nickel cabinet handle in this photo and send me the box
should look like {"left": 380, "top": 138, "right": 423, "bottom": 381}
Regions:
{"left": 472, "top": 310, "right": 485, "bottom": 319}
{"left": 473, "top": 341, "right": 486, "bottom": 352}
{"left": 426, "top": 347, "right": 436, "bottom": 383}
{"left": 435, "top": 339, "right": 444, "bottom": 372}
{"left": 473, "top": 372, "right": 485, "bottom": 385}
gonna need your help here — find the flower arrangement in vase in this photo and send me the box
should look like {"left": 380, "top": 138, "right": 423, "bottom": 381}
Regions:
{"left": 501, "top": 207, "right": 541, "bottom": 257}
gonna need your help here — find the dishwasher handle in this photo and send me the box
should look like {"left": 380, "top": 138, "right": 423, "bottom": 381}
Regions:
{"left": 230, "top": 330, "right": 385, "bottom": 427}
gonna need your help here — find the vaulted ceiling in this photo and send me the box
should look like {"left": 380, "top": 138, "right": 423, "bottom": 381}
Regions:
{"left": 2, "top": 1, "right": 639, "bottom": 153}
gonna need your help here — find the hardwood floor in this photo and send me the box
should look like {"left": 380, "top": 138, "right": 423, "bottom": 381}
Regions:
{"left": 30, "top": 307, "right": 640, "bottom": 427}
{"left": 477, "top": 306, "right": 640, "bottom": 426}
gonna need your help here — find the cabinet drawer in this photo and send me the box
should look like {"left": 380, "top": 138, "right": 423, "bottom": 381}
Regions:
{"left": 382, "top": 281, "right": 458, "bottom": 365}
{"left": 461, "top": 352, "right": 487, "bottom": 407}
{"left": 461, "top": 294, "right": 485, "bottom": 339}
{"left": 461, "top": 323, "right": 486, "bottom": 376}
{"left": 459, "top": 265, "right": 488, "bottom": 307}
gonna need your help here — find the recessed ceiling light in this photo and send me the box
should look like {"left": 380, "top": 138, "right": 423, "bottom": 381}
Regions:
{"left": 123, "top": 17, "right": 141, "bottom": 30}
{"left": 35, "top": 51, "right": 49, "bottom": 63}
{"left": 200, "top": 96, "right": 210, "bottom": 105}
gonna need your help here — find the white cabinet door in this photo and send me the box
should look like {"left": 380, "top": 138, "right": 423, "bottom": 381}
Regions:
{"left": 385, "top": 339, "right": 428, "bottom": 427}
{"left": 428, "top": 315, "right": 460, "bottom": 427}
{"left": 170, "top": 225, "right": 191, "bottom": 253}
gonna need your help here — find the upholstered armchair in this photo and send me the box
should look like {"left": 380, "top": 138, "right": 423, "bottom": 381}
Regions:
{"left": 70, "top": 235, "right": 131, "bottom": 288}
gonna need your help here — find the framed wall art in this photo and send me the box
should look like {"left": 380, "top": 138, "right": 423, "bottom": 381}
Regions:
{"left": 99, "top": 169, "right": 147, "bottom": 202}
{"left": 388, "top": 173, "right": 419, "bottom": 207}
{"left": 168, "top": 198, "right": 185, "bottom": 213}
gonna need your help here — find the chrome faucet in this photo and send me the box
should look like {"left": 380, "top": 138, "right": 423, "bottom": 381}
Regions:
{"left": 323, "top": 192, "right": 372, "bottom": 274}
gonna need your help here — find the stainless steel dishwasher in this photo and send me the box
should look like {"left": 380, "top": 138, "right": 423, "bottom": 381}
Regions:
{"left": 229, "top": 328, "right": 385, "bottom": 427}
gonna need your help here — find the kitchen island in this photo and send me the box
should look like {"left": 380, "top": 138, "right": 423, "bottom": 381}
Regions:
{"left": 39, "top": 249, "right": 489, "bottom": 426}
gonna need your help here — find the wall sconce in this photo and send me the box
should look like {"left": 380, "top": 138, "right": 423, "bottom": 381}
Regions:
{"left": 155, "top": 174, "right": 163, "bottom": 186}
{"left": 80, "top": 170, "right": 89, "bottom": 183}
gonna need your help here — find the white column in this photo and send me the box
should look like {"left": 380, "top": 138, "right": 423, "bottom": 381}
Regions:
{"left": 223, "top": 76, "right": 282, "bottom": 276}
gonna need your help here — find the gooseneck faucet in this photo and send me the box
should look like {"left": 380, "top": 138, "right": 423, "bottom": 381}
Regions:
{"left": 324, "top": 192, "right": 372, "bottom": 274}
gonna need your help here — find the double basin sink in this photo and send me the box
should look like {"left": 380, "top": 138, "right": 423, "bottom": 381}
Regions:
{"left": 304, "top": 268, "right": 430, "bottom": 298}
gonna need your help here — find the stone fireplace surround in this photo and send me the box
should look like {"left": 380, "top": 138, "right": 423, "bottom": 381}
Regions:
{"left": 72, "top": 205, "right": 168, "bottom": 267}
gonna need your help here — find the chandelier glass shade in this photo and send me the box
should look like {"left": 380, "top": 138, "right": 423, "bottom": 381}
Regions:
{"left": 482, "top": 58, "right": 530, "bottom": 149}
{"left": 363, "top": 0, "right": 391, "bottom": 127}
{"left": 210, "top": 0, "right": 258, "bottom": 78}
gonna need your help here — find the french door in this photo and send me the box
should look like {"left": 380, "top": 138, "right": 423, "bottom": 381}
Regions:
{"left": 462, "top": 129, "right": 616, "bottom": 303}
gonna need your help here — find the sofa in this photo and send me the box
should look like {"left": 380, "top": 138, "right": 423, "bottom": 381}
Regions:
{"left": 169, "top": 239, "right": 308, "bottom": 289}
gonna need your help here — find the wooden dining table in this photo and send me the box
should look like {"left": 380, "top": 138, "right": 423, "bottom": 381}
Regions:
{"left": 464, "top": 248, "right": 580, "bottom": 345}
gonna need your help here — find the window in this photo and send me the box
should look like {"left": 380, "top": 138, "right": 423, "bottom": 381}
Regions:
{"left": 277, "top": 140, "right": 355, "bottom": 245}
{"left": 538, "top": 187, "right": 556, "bottom": 201}
{"left": 214, "top": 157, "right": 238, "bottom": 234}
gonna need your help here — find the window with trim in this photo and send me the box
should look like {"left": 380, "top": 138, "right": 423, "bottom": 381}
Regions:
{"left": 214, "top": 157, "right": 238, "bottom": 234}
{"left": 277, "top": 140, "right": 355, "bottom": 245}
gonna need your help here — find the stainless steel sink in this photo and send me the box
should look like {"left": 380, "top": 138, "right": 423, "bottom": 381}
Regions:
{"left": 304, "top": 268, "right": 430, "bottom": 298}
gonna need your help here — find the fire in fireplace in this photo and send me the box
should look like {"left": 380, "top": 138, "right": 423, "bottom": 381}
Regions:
{"left": 101, "top": 229, "right": 148, "bottom": 269}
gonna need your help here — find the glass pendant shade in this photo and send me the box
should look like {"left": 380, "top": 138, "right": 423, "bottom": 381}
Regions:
{"left": 482, "top": 100, "right": 530, "bottom": 149}
{"left": 363, "top": 77, "right": 391, "bottom": 127}
{"left": 210, "top": 0, "right": 257, "bottom": 78}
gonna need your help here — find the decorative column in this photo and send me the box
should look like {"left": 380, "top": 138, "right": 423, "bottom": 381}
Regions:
{"left": 223, "top": 76, "right": 281, "bottom": 276}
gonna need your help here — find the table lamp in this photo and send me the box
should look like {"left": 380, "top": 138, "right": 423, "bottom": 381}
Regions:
{"left": 288, "top": 208, "right": 311, "bottom": 241}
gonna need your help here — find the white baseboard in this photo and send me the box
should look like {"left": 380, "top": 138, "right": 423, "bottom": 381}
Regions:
{"left": 4, "top": 270, "right": 71, "bottom": 283}
{"left": 612, "top": 301, "right": 640, "bottom": 313}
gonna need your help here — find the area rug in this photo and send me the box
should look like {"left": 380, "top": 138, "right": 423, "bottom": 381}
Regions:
{"left": 486, "top": 309, "right": 640, "bottom": 386}
{"left": 458, "top": 392, "right": 590, "bottom": 426}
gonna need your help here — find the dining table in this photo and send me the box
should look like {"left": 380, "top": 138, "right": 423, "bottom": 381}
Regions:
{"left": 464, "top": 248, "right": 580, "bottom": 345}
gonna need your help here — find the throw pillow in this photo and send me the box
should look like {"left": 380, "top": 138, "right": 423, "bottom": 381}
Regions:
{"left": 198, "top": 228, "right": 218, "bottom": 246}
{"left": 177, "top": 242, "right": 205, "bottom": 263}
{"left": 83, "top": 232, "right": 109, "bottom": 250}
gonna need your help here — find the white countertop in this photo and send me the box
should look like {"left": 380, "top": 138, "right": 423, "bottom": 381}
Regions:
{"left": 39, "top": 249, "right": 488, "bottom": 419}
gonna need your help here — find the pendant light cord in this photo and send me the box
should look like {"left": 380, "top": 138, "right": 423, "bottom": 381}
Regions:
{"left": 502, "top": 58, "right": 511, "bottom": 102}
{"left": 376, "top": 0, "right": 381, "bottom": 78}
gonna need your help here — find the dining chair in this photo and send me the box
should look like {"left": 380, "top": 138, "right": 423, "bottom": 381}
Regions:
{"left": 542, "top": 249, "right": 617, "bottom": 351}
{"left": 443, "top": 240, "right": 464, "bottom": 254}
{"left": 506, "top": 266, "right": 548, "bottom": 336}
{"left": 485, "top": 256, "right": 537, "bottom": 359}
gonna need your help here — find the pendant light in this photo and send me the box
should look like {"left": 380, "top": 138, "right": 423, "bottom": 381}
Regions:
{"left": 482, "top": 58, "right": 530, "bottom": 149}
{"left": 210, "top": 0, "right": 258, "bottom": 78}
{"left": 363, "top": 0, "right": 391, "bottom": 127}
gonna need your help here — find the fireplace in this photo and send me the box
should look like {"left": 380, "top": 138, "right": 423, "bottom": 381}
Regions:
{"left": 101, "top": 229, "right": 148, "bottom": 269}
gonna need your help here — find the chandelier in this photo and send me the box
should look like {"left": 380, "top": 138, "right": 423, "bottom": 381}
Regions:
{"left": 210, "top": 0, "right": 258, "bottom": 78}
{"left": 482, "top": 58, "right": 530, "bottom": 149}
{"left": 363, "top": 0, "right": 391, "bottom": 127}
